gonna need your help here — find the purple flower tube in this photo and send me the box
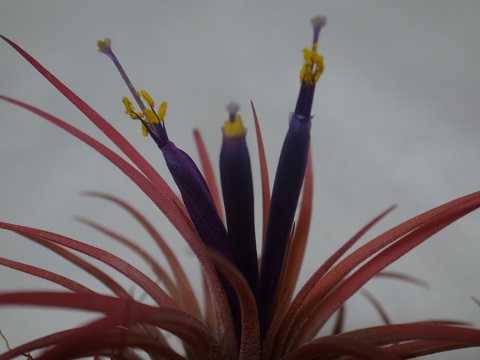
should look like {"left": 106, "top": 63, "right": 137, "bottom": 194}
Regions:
{"left": 259, "top": 15, "right": 326, "bottom": 334}
{"left": 220, "top": 103, "right": 259, "bottom": 298}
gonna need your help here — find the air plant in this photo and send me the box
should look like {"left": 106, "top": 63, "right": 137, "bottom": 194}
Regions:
{"left": 0, "top": 14, "right": 480, "bottom": 360}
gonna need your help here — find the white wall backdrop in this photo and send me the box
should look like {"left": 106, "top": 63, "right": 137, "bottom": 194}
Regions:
{"left": 1, "top": 0, "right": 480, "bottom": 358}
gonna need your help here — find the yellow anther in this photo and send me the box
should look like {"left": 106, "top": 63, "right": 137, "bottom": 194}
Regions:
{"left": 144, "top": 108, "right": 159, "bottom": 125}
{"left": 300, "top": 48, "right": 324, "bottom": 85}
{"left": 122, "top": 96, "right": 134, "bottom": 112}
{"left": 140, "top": 90, "right": 155, "bottom": 108}
{"left": 223, "top": 115, "right": 246, "bottom": 138}
{"left": 122, "top": 93, "right": 167, "bottom": 138}
{"left": 122, "top": 96, "right": 141, "bottom": 119}
{"left": 97, "top": 38, "right": 111, "bottom": 53}
{"left": 157, "top": 101, "right": 168, "bottom": 122}
{"left": 141, "top": 124, "right": 149, "bottom": 137}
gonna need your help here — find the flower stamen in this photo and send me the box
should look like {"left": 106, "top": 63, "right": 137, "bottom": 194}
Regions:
{"left": 122, "top": 93, "right": 168, "bottom": 137}
{"left": 97, "top": 38, "right": 144, "bottom": 111}
{"left": 299, "top": 15, "right": 326, "bottom": 86}
{"left": 139, "top": 89, "right": 155, "bottom": 108}
{"left": 98, "top": 38, "right": 170, "bottom": 144}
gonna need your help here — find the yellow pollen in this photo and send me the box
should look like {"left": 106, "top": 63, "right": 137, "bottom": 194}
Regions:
{"left": 299, "top": 47, "right": 324, "bottom": 85}
{"left": 140, "top": 89, "right": 155, "bottom": 108}
{"left": 223, "top": 115, "right": 246, "bottom": 138}
{"left": 97, "top": 38, "right": 111, "bottom": 52}
{"left": 144, "top": 108, "right": 159, "bottom": 125}
{"left": 141, "top": 124, "right": 149, "bottom": 137}
{"left": 121, "top": 92, "right": 167, "bottom": 138}
{"left": 157, "top": 101, "right": 168, "bottom": 122}
{"left": 122, "top": 96, "right": 141, "bottom": 119}
{"left": 122, "top": 96, "right": 134, "bottom": 112}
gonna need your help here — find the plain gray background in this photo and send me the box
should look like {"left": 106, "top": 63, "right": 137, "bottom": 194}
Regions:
{"left": 1, "top": 0, "right": 480, "bottom": 358}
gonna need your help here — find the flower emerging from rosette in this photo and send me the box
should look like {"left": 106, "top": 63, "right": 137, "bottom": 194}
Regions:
{"left": 1, "top": 14, "right": 480, "bottom": 360}
{"left": 259, "top": 15, "right": 326, "bottom": 333}
{"left": 220, "top": 102, "right": 259, "bottom": 298}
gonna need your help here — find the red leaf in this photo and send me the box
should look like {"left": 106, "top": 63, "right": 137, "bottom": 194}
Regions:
{"left": 303, "top": 192, "right": 480, "bottom": 312}
{"left": 293, "top": 199, "right": 480, "bottom": 348}
{"left": 0, "top": 35, "right": 179, "bottom": 204}
{"left": 0, "top": 319, "right": 109, "bottom": 360}
{"left": 361, "top": 289, "right": 391, "bottom": 325}
{"left": 338, "top": 322, "right": 480, "bottom": 347}
{"left": 331, "top": 304, "right": 346, "bottom": 335}
{"left": 269, "top": 204, "right": 395, "bottom": 357}
{"left": 23, "top": 234, "right": 129, "bottom": 298}
{"left": 0, "top": 222, "right": 174, "bottom": 307}
{"left": 374, "top": 270, "right": 429, "bottom": 289}
{"left": 76, "top": 217, "right": 178, "bottom": 299}
{"left": 0, "top": 256, "right": 92, "bottom": 294}
{"left": 0, "top": 96, "right": 229, "bottom": 339}
{"left": 210, "top": 252, "right": 260, "bottom": 360}
{"left": 250, "top": 100, "right": 270, "bottom": 244}
{"left": 81, "top": 191, "right": 202, "bottom": 319}
{"left": 385, "top": 339, "right": 475, "bottom": 358}
{"left": 282, "top": 337, "right": 400, "bottom": 360}
{"left": 40, "top": 331, "right": 185, "bottom": 360}
{"left": 0, "top": 291, "right": 213, "bottom": 356}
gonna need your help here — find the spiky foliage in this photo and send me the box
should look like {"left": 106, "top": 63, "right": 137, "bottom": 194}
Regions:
{"left": 1, "top": 16, "right": 480, "bottom": 360}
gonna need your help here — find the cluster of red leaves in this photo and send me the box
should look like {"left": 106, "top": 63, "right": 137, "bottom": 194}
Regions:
{"left": 0, "top": 34, "right": 480, "bottom": 359}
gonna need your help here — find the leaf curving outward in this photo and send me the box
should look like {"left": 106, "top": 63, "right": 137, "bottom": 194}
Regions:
{"left": 265, "top": 204, "right": 396, "bottom": 358}
{"left": 282, "top": 336, "right": 401, "bottom": 360}
{"left": 0, "top": 256, "right": 93, "bottom": 294}
{"left": 210, "top": 252, "right": 261, "bottom": 360}
{"left": 81, "top": 191, "right": 202, "bottom": 318}
{"left": 2, "top": 24, "right": 480, "bottom": 360}
{"left": 0, "top": 95, "right": 233, "bottom": 346}
{"left": 0, "top": 292, "right": 214, "bottom": 357}
{"left": 250, "top": 100, "right": 270, "bottom": 246}
{"left": 288, "top": 196, "right": 480, "bottom": 350}
{"left": 76, "top": 217, "right": 179, "bottom": 300}
{"left": 0, "top": 222, "right": 174, "bottom": 307}
{"left": 0, "top": 35, "right": 179, "bottom": 203}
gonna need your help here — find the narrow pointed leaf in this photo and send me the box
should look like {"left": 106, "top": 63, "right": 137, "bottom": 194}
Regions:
{"left": 282, "top": 337, "right": 400, "bottom": 360}
{"left": 361, "top": 289, "right": 391, "bottom": 325}
{"left": 331, "top": 305, "right": 346, "bottom": 335}
{"left": 338, "top": 322, "right": 480, "bottom": 347}
{"left": 385, "top": 339, "right": 475, "bottom": 358}
{"left": 0, "top": 222, "right": 174, "bottom": 307}
{"left": 267, "top": 204, "right": 395, "bottom": 357}
{"left": 0, "top": 257, "right": 93, "bottom": 294}
{"left": 23, "top": 234, "right": 129, "bottom": 298}
{"left": 0, "top": 96, "right": 230, "bottom": 339}
{"left": 0, "top": 35, "right": 180, "bottom": 205}
{"left": 293, "top": 201, "right": 480, "bottom": 348}
{"left": 81, "top": 191, "right": 201, "bottom": 318}
{"left": 76, "top": 217, "right": 178, "bottom": 299}
{"left": 374, "top": 271, "right": 429, "bottom": 289}
{"left": 0, "top": 291, "right": 213, "bottom": 355}
{"left": 211, "top": 252, "right": 260, "bottom": 360}
{"left": 250, "top": 100, "right": 270, "bottom": 244}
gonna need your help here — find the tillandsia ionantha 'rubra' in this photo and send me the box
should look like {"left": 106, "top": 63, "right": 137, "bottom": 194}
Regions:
{"left": 1, "top": 14, "right": 480, "bottom": 360}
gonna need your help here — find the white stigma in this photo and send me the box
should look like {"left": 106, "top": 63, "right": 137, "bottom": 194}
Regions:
{"left": 311, "top": 15, "right": 327, "bottom": 32}
{"left": 226, "top": 101, "right": 240, "bottom": 118}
